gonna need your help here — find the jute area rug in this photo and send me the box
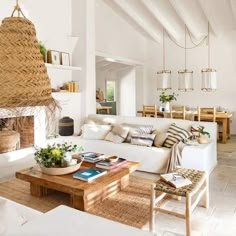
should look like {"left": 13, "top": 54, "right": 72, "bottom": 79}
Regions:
{"left": 0, "top": 176, "right": 156, "bottom": 229}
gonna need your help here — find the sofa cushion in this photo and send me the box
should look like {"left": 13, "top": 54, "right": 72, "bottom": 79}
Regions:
{"left": 0, "top": 198, "right": 27, "bottom": 235}
{"left": 82, "top": 124, "right": 112, "bottom": 140}
{"left": 122, "top": 123, "right": 153, "bottom": 143}
{"left": 163, "top": 123, "right": 192, "bottom": 148}
{"left": 152, "top": 129, "right": 168, "bottom": 147}
{"left": 104, "top": 124, "right": 129, "bottom": 144}
{"left": 131, "top": 133, "right": 155, "bottom": 147}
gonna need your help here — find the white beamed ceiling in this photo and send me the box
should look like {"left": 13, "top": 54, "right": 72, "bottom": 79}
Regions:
{"left": 104, "top": 0, "right": 236, "bottom": 43}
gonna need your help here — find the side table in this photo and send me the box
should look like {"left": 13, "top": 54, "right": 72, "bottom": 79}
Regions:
{"left": 149, "top": 168, "right": 209, "bottom": 236}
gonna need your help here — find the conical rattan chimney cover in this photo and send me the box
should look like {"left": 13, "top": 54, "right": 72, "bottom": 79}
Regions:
{"left": 0, "top": 16, "right": 56, "bottom": 109}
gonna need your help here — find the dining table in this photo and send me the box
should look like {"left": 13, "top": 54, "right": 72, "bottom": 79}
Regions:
{"left": 137, "top": 109, "right": 233, "bottom": 144}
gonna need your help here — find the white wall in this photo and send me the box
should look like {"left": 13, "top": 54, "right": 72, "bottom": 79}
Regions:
{"left": 95, "top": 0, "right": 146, "bottom": 63}
{"left": 144, "top": 34, "right": 236, "bottom": 134}
{"left": 118, "top": 68, "right": 136, "bottom": 116}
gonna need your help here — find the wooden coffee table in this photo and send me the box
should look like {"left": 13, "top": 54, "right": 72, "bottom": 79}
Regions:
{"left": 16, "top": 161, "right": 140, "bottom": 211}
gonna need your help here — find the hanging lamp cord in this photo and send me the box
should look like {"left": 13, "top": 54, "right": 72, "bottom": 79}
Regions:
{"left": 167, "top": 26, "right": 207, "bottom": 49}
{"left": 163, "top": 29, "right": 165, "bottom": 70}
{"left": 11, "top": 0, "right": 26, "bottom": 18}
{"left": 185, "top": 25, "right": 187, "bottom": 70}
{"left": 208, "top": 22, "right": 210, "bottom": 68}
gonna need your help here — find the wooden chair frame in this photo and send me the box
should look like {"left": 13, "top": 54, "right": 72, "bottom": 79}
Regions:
{"left": 142, "top": 105, "right": 157, "bottom": 118}
{"left": 150, "top": 173, "right": 209, "bottom": 236}
{"left": 170, "top": 105, "right": 186, "bottom": 120}
{"left": 197, "top": 107, "right": 216, "bottom": 122}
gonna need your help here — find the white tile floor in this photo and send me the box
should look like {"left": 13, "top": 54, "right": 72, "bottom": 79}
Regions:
{"left": 1, "top": 137, "right": 236, "bottom": 236}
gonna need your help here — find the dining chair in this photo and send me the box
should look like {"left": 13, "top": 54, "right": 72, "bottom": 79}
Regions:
{"left": 142, "top": 105, "right": 157, "bottom": 118}
{"left": 197, "top": 107, "right": 216, "bottom": 122}
{"left": 170, "top": 105, "right": 186, "bottom": 120}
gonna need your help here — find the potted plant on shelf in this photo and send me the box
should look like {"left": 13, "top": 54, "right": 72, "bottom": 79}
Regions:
{"left": 197, "top": 125, "right": 210, "bottom": 144}
{"left": 39, "top": 41, "right": 47, "bottom": 62}
{"left": 159, "top": 92, "right": 178, "bottom": 111}
{"left": 34, "top": 142, "right": 84, "bottom": 175}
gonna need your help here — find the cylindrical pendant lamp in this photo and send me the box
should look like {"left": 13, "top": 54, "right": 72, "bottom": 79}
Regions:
{"left": 201, "top": 23, "right": 217, "bottom": 91}
{"left": 178, "top": 25, "right": 193, "bottom": 91}
{"left": 157, "top": 29, "right": 171, "bottom": 90}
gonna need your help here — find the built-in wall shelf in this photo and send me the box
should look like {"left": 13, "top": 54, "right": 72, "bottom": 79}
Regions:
{"left": 45, "top": 63, "right": 82, "bottom": 71}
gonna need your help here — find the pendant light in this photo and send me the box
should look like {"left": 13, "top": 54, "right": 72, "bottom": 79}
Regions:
{"left": 178, "top": 25, "right": 193, "bottom": 91}
{"left": 0, "top": 0, "right": 57, "bottom": 110}
{"left": 201, "top": 22, "right": 216, "bottom": 91}
{"left": 157, "top": 29, "right": 171, "bottom": 90}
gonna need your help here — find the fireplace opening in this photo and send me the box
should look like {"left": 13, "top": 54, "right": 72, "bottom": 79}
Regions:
{"left": 0, "top": 116, "right": 34, "bottom": 154}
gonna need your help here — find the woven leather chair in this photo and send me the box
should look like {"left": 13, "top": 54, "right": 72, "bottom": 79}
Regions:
{"left": 197, "top": 107, "right": 216, "bottom": 122}
{"left": 142, "top": 105, "right": 157, "bottom": 118}
{"left": 170, "top": 105, "right": 186, "bottom": 120}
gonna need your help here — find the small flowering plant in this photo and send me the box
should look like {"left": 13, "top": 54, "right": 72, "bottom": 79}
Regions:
{"left": 34, "top": 142, "right": 79, "bottom": 168}
{"left": 159, "top": 92, "right": 178, "bottom": 103}
{"left": 197, "top": 125, "right": 210, "bottom": 138}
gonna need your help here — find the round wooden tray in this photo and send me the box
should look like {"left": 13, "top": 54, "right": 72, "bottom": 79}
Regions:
{"left": 40, "top": 159, "right": 82, "bottom": 175}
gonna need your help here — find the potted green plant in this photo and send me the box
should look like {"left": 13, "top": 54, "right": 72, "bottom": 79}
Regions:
{"left": 159, "top": 92, "right": 178, "bottom": 111}
{"left": 34, "top": 142, "right": 84, "bottom": 175}
{"left": 197, "top": 126, "right": 210, "bottom": 144}
{"left": 39, "top": 41, "right": 47, "bottom": 62}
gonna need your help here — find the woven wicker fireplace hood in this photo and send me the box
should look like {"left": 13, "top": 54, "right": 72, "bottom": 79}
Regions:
{"left": 0, "top": 2, "right": 57, "bottom": 111}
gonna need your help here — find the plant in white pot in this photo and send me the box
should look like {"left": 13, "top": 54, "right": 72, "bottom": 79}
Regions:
{"left": 159, "top": 92, "right": 178, "bottom": 112}
{"left": 197, "top": 126, "right": 210, "bottom": 144}
{"left": 34, "top": 142, "right": 84, "bottom": 175}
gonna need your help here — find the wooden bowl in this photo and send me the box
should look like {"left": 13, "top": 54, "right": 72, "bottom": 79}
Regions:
{"left": 39, "top": 159, "right": 83, "bottom": 175}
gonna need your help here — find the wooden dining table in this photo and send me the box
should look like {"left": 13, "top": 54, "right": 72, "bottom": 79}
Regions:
{"left": 137, "top": 109, "right": 233, "bottom": 144}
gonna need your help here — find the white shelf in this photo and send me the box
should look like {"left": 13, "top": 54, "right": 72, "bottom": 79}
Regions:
{"left": 45, "top": 63, "right": 82, "bottom": 71}
{"left": 52, "top": 92, "right": 80, "bottom": 95}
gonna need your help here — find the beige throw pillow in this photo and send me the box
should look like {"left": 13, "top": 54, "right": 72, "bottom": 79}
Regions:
{"left": 105, "top": 124, "right": 129, "bottom": 143}
{"left": 82, "top": 124, "right": 112, "bottom": 140}
{"left": 152, "top": 129, "right": 168, "bottom": 147}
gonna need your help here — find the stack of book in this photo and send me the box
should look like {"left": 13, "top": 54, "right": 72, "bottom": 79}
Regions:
{"left": 160, "top": 172, "right": 192, "bottom": 188}
{"left": 73, "top": 168, "right": 107, "bottom": 182}
{"left": 80, "top": 152, "right": 106, "bottom": 163}
{"left": 95, "top": 157, "right": 127, "bottom": 170}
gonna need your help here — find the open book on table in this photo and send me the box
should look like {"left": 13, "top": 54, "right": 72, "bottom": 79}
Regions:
{"left": 160, "top": 172, "right": 192, "bottom": 188}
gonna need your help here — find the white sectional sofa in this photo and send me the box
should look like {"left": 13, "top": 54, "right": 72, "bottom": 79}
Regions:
{"left": 57, "top": 114, "right": 217, "bottom": 174}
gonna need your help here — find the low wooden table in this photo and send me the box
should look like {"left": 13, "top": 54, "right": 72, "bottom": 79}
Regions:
{"left": 16, "top": 161, "right": 140, "bottom": 211}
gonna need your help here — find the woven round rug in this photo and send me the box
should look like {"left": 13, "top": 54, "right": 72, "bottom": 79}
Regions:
{"left": 0, "top": 176, "right": 160, "bottom": 228}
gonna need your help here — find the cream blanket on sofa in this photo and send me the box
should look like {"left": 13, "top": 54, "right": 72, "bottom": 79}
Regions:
{"left": 166, "top": 141, "right": 186, "bottom": 173}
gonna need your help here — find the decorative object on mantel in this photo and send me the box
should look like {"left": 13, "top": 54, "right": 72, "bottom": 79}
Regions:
{"left": 201, "top": 22, "right": 217, "bottom": 91}
{"left": 157, "top": 29, "right": 171, "bottom": 90}
{"left": 159, "top": 92, "right": 178, "bottom": 112}
{"left": 0, "top": 0, "right": 58, "bottom": 117}
{"left": 34, "top": 142, "right": 83, "bottom": 175}
{"left": 59, "top": 116, "right": 74, "bottom": 136}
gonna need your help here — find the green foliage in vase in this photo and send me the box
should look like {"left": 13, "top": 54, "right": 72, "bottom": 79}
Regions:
{"left": 197, "top": 125, "right": 210, "bottom": 138}
{"left": 39, "top": 41, "right": 47, "bottom": 61}
{"left": 159, "top": 92, "right": 178, "bottom": 103}
{"left": 34, "top": 142, "right": 80, "bottom": 168}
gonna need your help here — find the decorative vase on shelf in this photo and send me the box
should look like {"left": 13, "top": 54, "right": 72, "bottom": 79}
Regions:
{"left": 164, "top": 102, "right": 170, "bottom": 112}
